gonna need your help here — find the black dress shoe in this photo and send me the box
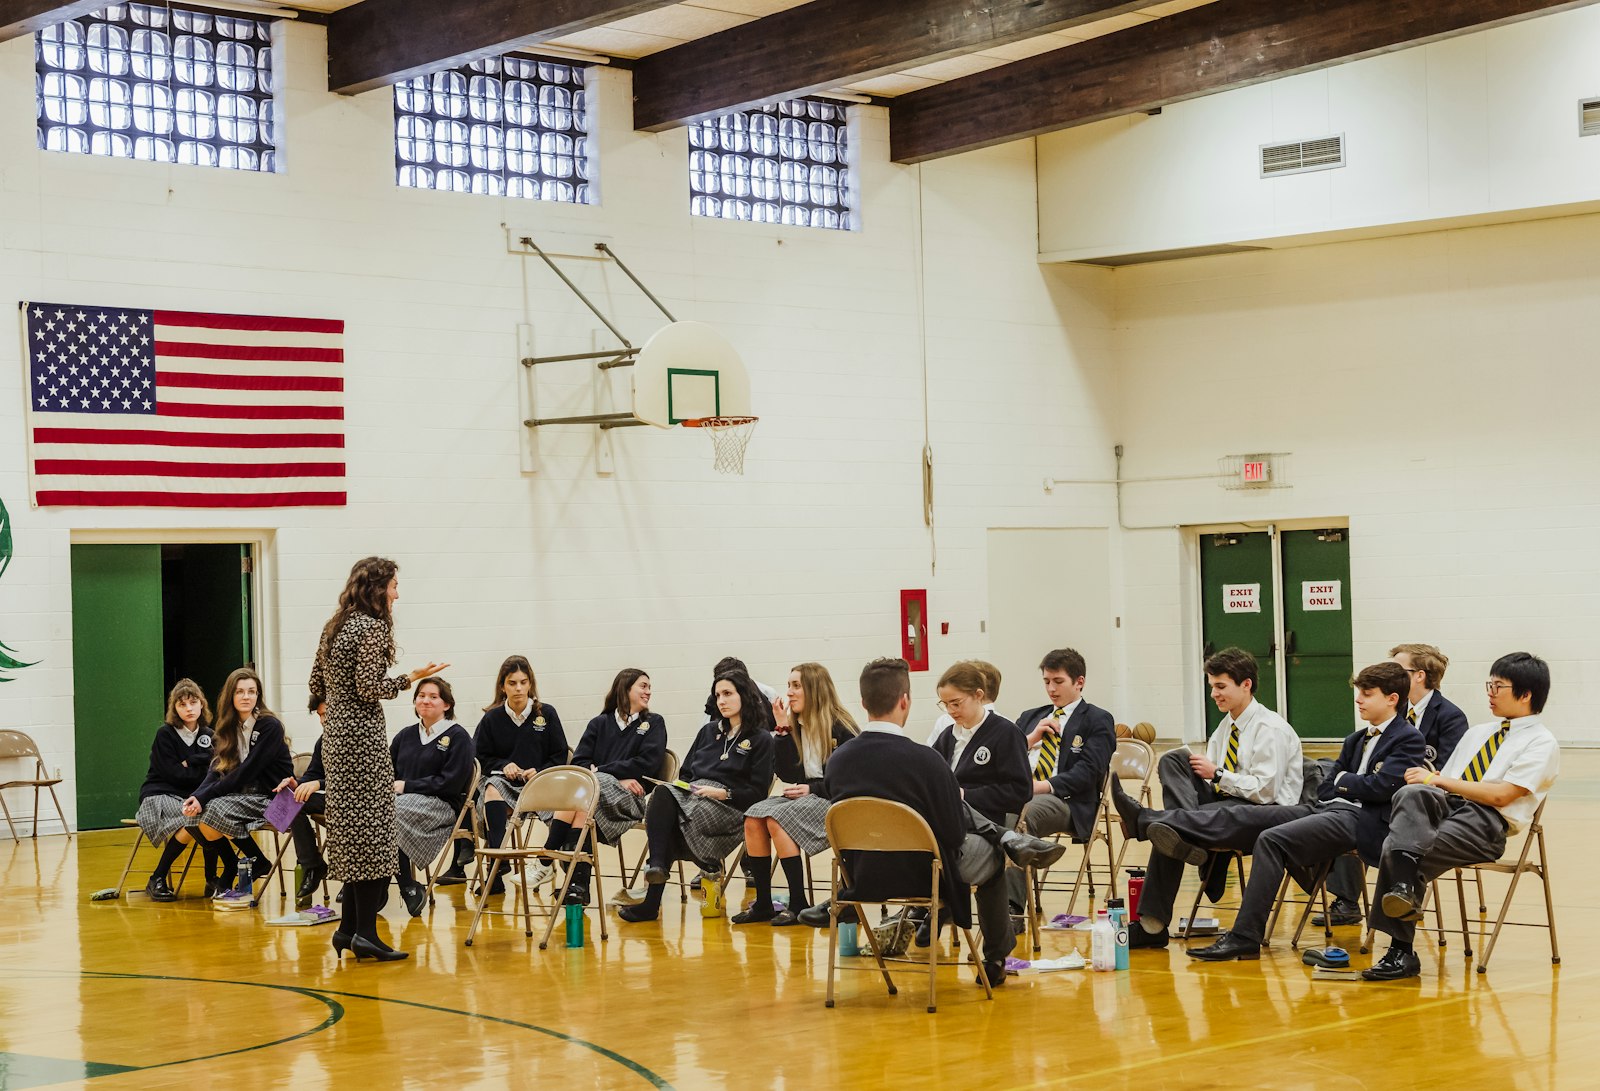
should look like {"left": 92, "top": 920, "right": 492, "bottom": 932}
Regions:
{"left": 1381, "top": 881, "right": 1425, "bottom": 923}
{"left": 1128, "top": 925, "right": 1170, "bottom": 949}
{"left": 797, "top": 901, "right": 856, "bottom": 927}
{"left": 1311, "top": 898, "right": 1364, "bottom": 927}
{"left": 617, "top": 904, "right": 659, "bottom": 923}
{"left": 1110, "top": 778, "right": 1147, "bottom": 839}
{"left": 1361, "top": 947, "right": 1421, "bottom": 981}
{"left": 642, "top": 865, "right": 670, "bottom": 886}
{"left": 1147, "top": 822, "right": 1208, "bottom": 866}
{"left": 332, "top": 931, "right": 354, "bottom": 957}
{"left": 350, "top": 935, "right": 409, "bottom": 962}
{"left": 399, "top": 881, "right": 427, "bottom": 917}
{"left": 731, "top": 903, "right": 775, "bottom": 924}
{"left": 144, "top": 874, "right": 177, "bottom": 902}
{"left": 978, "top": 961, "right": 1008, "bottom": 988}
{"left": 563, "top": 883, "right": 590, "bottom": 907}
{"left": 297, "top": 863, "right": 328, "bottom": 903}
{"left": 770, "top": 909, "right": 804, "bottom": 927}
{"left": 1000, "top": 830, "right": 1068, "bottom": 870}
{"left": 1186, "top": 931, "right": 1261, "bottom": 961}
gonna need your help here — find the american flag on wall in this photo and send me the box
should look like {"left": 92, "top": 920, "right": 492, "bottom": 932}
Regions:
{"left": 20, "top": 302, "right": 346, "bottom": 508}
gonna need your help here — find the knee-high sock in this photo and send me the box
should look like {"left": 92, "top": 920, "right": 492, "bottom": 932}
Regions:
{"left": 544, "top": 819, "right": 572, "bottom": 850}
{"left": 746, "top": 853, "right": 772, "bottom": 907}
{"left": 397, "top": 851, "right": 414, "bottom": 884}
{"left": 485, "top": 801, "right": 512, "bottom": 849}
{"left": 779, "top": 855, "right": 808, "bottom": 911}
{"left": 636, "top": 881, "right": 665, "bottom": 915}
{"left": 208, "top": 837, "right": 238, "bottom": 881}
{"left": 644, "top": 790, "right": 680, "bottom": 868}
{"left": 152, "top": 836, "right": 187, "bottom": 880}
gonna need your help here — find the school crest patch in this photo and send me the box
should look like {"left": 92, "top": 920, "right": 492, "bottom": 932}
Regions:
{"left": 438, "top": 736, "right": 452, "bottom": 749}
{"left": 197, "top": 735, "right": 212, "bottom": 749}
{"left": 738, "top": 738, "right": 752, "bottom": 752}
{"left": 974, "top": 746, "right": 991, "bottom": 765}
{"left": 1071, "top": 735, "right": 1084, "bottom": 749}
{"left": 636, "top": 722, "right": 650, "bottom": 734}
{"left": 250, "top": 731, "right": 259, "bottom": 745}
{"left": 533, "top": 717, "right": 546, "bottom": 729}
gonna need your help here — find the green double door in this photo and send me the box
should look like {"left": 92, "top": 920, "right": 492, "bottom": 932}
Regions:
{"left": 70, "top": 543, "right": 253, "bottom": 830}
{"left": 1199, "top": 528, "right": 1353, "bottom": 740}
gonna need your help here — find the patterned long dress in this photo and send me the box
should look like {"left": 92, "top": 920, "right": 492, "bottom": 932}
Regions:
{"left": 308, "top": 612, "right": 410, "bottom": 882}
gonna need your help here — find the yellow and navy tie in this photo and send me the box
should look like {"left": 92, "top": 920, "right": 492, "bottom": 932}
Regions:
{"left": 1035, "top": 708, "right": 1064, "bottom": 781}
{"left": 1461, "top": 720, "right": 1511, "bottom": 783}
{"left": 1407, "top": 707, "right": 1418, "bottom": 726}
{"left": 1223, "top": 721, "right": 1241, "bottom": 773}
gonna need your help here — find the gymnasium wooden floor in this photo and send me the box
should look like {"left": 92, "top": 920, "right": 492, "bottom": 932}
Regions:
{"left": 2, "top": 754, "right": 1593, "bottom": 1091}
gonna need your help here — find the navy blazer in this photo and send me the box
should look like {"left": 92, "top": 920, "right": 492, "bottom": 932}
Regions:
{"left": 1316, "top": 719, "right": 1427, "bottom": 864}
{"left": 1414, "top": 693, "right": 1470, "bottom": 768}
{"left": 929, "top": 712, "right": 1031, "bottom": 825}
{"left": 1016, "top": 700, "right": 1117, "bottom": 841}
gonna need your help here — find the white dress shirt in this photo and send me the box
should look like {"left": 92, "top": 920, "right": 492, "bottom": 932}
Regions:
{"left": 237, "top": 715, "right": 257, "bottom": 763}
{"left": 1328, "top": 715, "right": 1394, "bottom": 807}
{"left": 1441, "top": 715, "right": 1560, "bottom": 835}
{"left": 418, "top": 717, "right": 454, "bottom": 746}
{"left": 1207, "top": 699, "right": 1303, "bottom": 804}
{"left": 176, "top": 725, "right": 198, "bottom": 747}
{"left": 862, "top": 720, "right": 906, "bottom": 737}
{"left": 506, "top": 700, "right": 535, "bottom": 727}
{"left": 1408, "top": 689, "right": 1433, "bottom": 725}
{"left": 947, "top": 711, "right": 991, "bottom": 770}
{"left": 1026, "top": 699, "right": 1081, "bottom": 772}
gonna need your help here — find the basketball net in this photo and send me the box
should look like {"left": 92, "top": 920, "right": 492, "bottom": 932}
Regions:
{"left": 682, "top": 416, "right": 757, "bottom": 475}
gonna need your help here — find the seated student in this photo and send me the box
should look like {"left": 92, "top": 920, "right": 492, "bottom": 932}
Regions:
{"left": 543, "top": 668, "right": 667, "bottom": 908}
{"left": 1364, "top": 651, "right": 1559, "bottom": 981}
{"left": 618, "top": 670, "right": 776, "bottom": 924}
{"left": 135, "top": 678, "right": 227, "bottom": 900}
{"left": 734, "top": 662, "right": 859, "bottom": 925}
{"left": 1316, "top": 642, "right": 1470, "bottom": 927}
{"left": 1175, "top": 661, "right": 1427, "bottom": 960}
{"left": 386, "top": 675, "right": 475, "bottom": 916}
{"left": 924, "top": 660, "right": 1000, "bottom": 744}
{"left": 181, "top": 667, "right": 293, "bottom": 907}
{"left": 1123, "top": 647, "right": 1302, "bottom": 948}
{"left": 704, "top": 656, "right": 780, "bottom": 714}
{"left": 275, "top": 697, "right": 330, "bottom": 908}
{"left": 471, "top": 655, "right": 568, "bottom": 896}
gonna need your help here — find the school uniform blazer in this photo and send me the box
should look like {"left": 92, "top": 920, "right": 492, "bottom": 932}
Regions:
{"left": 822, "top": 731, "right": 972, "bottom": 928}
{"left": 772, "top": 722, "right": 858, "bottom": 795}
{"left": 1017, "top": 700, "right": 1118, "bottom": 840}
{"left": 1315, "top": 721, "right": 1428, "bottom": 865}
{"left": 1416, "top": 694, "right": 1470, "bottom": 768}
{"left": 192, "top": 715, "right": 293, "bottom": 803}
{"left": 390, "top": 722, "right": 475, "bottom": 808}
{"left": 139, "top": 723, "right": 215, "bottom": 800}
{"left": 472, "top": 703, "right": 570, "bottom": 777}
{"left": 929, "top": 713, "right": 1031, "bottom": 826}
{"left": 304, "top": 737, "right": 326, "bottom": 784}
{"left": 679, "top": 722, "right": 776, "bottom": 812}
{"left": 572, "top": 711, "right": 669, "bottom": 783}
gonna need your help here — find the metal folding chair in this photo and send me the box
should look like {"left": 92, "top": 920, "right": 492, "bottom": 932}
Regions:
{"left": 113, "top": 819, "right": 199, "bottom": 898}
{"left": 1442, "top": 797, "right": 1558, "bottom": 973}
{"left": 0, "top": 730, "right": 72, "bottom": 839}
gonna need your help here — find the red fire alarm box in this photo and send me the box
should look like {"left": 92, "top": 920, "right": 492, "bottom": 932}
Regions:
{"left": 900, "top": 589, "right": 929, "bottom": 672}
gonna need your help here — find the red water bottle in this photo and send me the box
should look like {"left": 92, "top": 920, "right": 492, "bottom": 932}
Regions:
{"left": 1126, "top": 867, "right": 1145, "bottom": 922}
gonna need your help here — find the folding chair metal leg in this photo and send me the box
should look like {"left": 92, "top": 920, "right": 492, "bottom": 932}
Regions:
{"left": 0, "top": 795, "right": 18, "bottom": 840}
{"left": 253, "top": 832, "right": 294, "bottom": 908}
{"left": 115, "top": 829, "right": 148, "bottom": 896}
{"left": 965, "top": 928, "right": 993, "bottom": 1001}
{"left": 46, "top": 783, "right": 72, "bottom": 837}
{"left": 464, "top": 858, "right": 505, "bottom": 946}
{"left": 825, "top": 863, "right": 841, "bottom": 1008}
{"left": 1453, "top": 875, "right": 1473, "bottom": 960}
{"left": 853, "top": 900, "right": 899, "bottom": 995}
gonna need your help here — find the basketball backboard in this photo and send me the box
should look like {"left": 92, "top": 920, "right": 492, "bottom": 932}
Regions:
{"left": 631, "top": 321, "right": 751, "bottom": 428}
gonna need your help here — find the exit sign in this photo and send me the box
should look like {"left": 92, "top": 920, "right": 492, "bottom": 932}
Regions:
{"left": 1240, "top": 457, "right": 1272, "bottom": 486}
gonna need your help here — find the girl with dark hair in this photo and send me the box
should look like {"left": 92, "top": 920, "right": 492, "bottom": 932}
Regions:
{"left": 470, "top": 655, "right": 567, "bottom": 896}
{"left": 618, "top": 670, "right": 775, "bottom": 924}
{"left": 182, "top": 667, "right": 293, "bottom": 906}
{"left": 308, "top": 556, "right": 446, "bottom": 962}
{"left": 389, "top": 675, "right": 474, "bottom": 915}
{"left": 733, "top": 662, "right": 858, "bottom": 924}
{"left": 545, "top": 668, "right": 666, "bottom": 907}
{"left": 136, "top": 678, "right": 227, "bottom": 900}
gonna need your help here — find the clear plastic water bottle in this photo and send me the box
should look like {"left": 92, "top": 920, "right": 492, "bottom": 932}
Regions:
{"left": 1091, "top": 909, "right": 1115, "bottom": 971}
{"left": 1107, "top": 897, "right": 1130, "bottom": 971}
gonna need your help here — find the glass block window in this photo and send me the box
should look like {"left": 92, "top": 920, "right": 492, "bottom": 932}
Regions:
{"left": 395, "top": 55, "right": 591, "bottom": 203}
{"left": 35, "top": 3, "right": 278, "bottom": 170}
{"left": 689, "top": 98, "right": 853, "bottom": 230}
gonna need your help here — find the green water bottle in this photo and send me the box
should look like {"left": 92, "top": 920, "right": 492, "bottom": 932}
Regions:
{"left": 565, "top": 903, "right": 585, "bottom": 948}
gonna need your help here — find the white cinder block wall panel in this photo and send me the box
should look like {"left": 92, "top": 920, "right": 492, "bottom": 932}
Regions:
{"left": 0, "top": 24, "right": 1118, "bottom": 827}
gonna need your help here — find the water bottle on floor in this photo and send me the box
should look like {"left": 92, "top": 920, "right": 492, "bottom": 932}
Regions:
{"left": 1107, "top": 898, "right": 1129, "bottom": 971}
{"left": 1091, "top": 909, "right": 1114, "bottom": 971}
{"left": 565, "top": 903, "right": 586, "bottom": 948}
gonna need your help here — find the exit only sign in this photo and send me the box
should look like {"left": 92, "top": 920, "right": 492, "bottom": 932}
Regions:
{"left": 1240, "top": 457, "right": 1273, "bottom": 486}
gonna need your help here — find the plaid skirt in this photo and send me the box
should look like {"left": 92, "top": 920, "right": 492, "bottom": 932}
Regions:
{"left": 592, "top": 772, "right": 648, "bottom": 844}
{"left": 671, "top": 781, "right": 745, "bottom": 868}
{"left": 745, "top": 792, "right": 829, "bottom": 857}
{"left": 134, "top": 794, "right": 191, "bottom": 845}
{"left": 198, "top": 793, "right": 271, "bottom": 838}
{"left": 395, "top": 793, "right": 457, "bottom": 868}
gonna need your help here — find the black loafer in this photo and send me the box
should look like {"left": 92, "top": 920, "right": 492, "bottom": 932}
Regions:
{"left": 399, "top": 881, "right": 427, "bottom": 917}
{"left": 770, "top": 909, "right": 804, "bottom": 927}
{"left": 1361, "top": 947, "right": 1421, "bottom": 981}
{"left": 297, "top": 863, "right": 328, "bottom": 903}
{"left": 1129, "top": 925, "right": 1170, "bottom": 949}
{"left": 145, "top": 874, "right": 177, "bottom": 902}
{"left": 1380, "top": 881, "right": 1425, "bottom": 923}
{"left": 616, "top": 904, "right": 659, "bottom": 923}
{"left": 796, "top": 901, "right": 856, "bottom": 927}
{"left": 1147, "top": 822, "right": 1208, "bottom": 866}
{"left": 731, "top": 905, "right": 775, "bottom": 925}
{"left": 1000, "top": 831, "right": 1067, "bottom": 870}
{"left": 1186, "top": 931, "right": 1261, "bottom": 961}
{"left": 978, "top": 961, "right": 1008, "bottom": 988}
{"left": 1311, "top": 899, "right": 1364, "bottom": 927}
{"left": 562, "top": 884, "right": 590, "bottom": 907}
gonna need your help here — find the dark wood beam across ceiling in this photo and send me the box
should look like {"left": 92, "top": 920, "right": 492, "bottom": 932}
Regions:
{"left": 632, "top": 0, "right": 1148, "bottom": 133}
{"left": 0, "top": 2, "right": 100, "bottom": 40}
{"left": 328, "top": 0, "right": 680, "bottom": 96}
{"left": 889, "top": 0, "right": 1600, "bottom": 163}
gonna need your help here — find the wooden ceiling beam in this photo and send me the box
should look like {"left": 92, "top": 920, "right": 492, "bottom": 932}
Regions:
{"left": 632, "top": 0, "right": 1148, "bottom": 133}
{"left": 0, "top": 2, "right": 100, "bottom": 41}
{"left": 328, "top": 0, "right": 679, "bottom": 96}
{"left": 889, "top": 0, "right": 1600, "bottom": 163}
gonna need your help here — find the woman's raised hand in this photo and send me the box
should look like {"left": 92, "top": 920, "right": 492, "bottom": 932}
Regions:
{"left": 408, "top": 661, "right": 450, "bottom": 683}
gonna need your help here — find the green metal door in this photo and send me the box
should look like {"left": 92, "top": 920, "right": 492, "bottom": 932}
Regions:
{"left": 71, "top": 544, "right": 165, "bottom": 830}
{"left": 1282, "top": 529, "right": 1355, "bottom": 740}
{"left": 1198, "top": 532, "right": 1278, "bottom": 736}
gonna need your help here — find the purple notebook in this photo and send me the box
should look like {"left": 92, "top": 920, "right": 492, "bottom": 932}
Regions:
{"left": 263, "top": 789, "right": 305, "bottom": 832}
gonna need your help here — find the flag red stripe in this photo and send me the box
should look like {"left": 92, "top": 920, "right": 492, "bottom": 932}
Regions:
{"left": 34, "top": 427, "right": 345, "bottom": 449}
{"left": 153, "top": 310, "right": 344, "bottom": 334}
{"left": 35, "top": 490, "right": 348, "bottom": 508}
{"left": 155, "top": 371, "right": 344, "bottom": 392}
{"left": 155, "top": 340, "right": 343, "bottom": 363}
{"left": 156, "top": 403, "right": 344, "bottom": 421}
{"left": 35, "top": 459, "right": 345, "bottom": 479}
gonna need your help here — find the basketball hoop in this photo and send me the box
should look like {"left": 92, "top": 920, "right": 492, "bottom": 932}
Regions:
{"left": 681, "top": 416, "right": 758, "bottom": 475}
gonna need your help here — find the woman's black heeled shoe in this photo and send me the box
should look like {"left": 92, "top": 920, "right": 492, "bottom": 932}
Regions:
{"left": 350, "top": 935, "right": 409, "bottom": 962}
{"left": 331, "top": 931, "right": 354, "bottom": 958}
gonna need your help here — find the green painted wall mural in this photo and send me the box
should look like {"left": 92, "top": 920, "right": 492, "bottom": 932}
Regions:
{"left": 0, "top": 496, "right": 38, "bottom": 681}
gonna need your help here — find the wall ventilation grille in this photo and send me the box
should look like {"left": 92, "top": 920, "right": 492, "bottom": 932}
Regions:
{"left": 1260, "top": 135, "right": 1345, "bottom": 178}
{"left": 1581, "top": 98, "right": 1600, "bottom": 137}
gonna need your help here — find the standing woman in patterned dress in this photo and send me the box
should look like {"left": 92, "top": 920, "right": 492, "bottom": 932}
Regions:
{"left": 309, "top": 556, "right": 446, "bottom": 963}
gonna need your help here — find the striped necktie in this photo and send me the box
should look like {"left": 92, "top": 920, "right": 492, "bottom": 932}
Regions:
{"left": 1035, "top": 708, "right": 1064, "bottom": 780}
{"left": 1223, "top": 722, "right": 1241, "bottom": 773}
{"left": 1407, "top": 707, "right": 1418, "bottom": 726}
{"left": 1461, "top": 720, "right": 1511, "bottom": 782}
